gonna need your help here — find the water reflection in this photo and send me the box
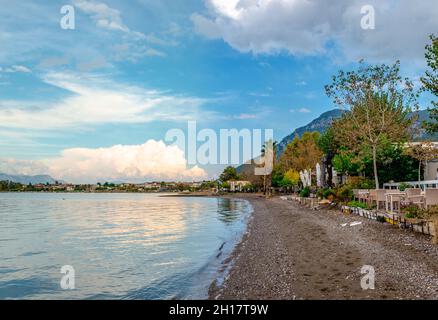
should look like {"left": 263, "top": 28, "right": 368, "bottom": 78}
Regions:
{"left": 216, "top": 198, "right": 244, "bottom": 225}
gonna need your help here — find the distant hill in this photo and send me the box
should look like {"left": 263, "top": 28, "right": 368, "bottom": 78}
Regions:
{"left": 238, "top": 109, "right": 345, "bottom": 176}
{"left": 0, "top": 173, "right": 58, "bottom": 185}
{"left": 276, "top": 109, "right": 346, "bottom": 157}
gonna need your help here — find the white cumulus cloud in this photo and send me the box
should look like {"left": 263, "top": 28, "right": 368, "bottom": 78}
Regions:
{"left": 0, "top": 158, "right": 49, "bottom": 176}
{"left": 192, "top": 0, "right": 438, "bottom": 62}
{"left": 0, "top": 140, "right": 207, "bottom": 183}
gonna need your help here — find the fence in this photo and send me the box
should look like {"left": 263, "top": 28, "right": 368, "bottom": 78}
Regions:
{"left": 341, "top": 205, "right": 436, "bottom": 237}
{"left": 285, "top": 195, "right": 437, "bottom": 237}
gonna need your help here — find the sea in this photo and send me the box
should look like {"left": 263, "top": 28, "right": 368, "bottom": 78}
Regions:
{"left": 0, "top": 193, "right": 252, "bottom": 299}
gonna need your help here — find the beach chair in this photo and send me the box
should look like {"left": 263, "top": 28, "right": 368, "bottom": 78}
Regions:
{"left": 368, "top": 189, "right": 376, "bottom": 207}
{"left": 404, "top": 188, "right": 423, "bottom": 206}
{"left": 357, "top": 189, "right": 370, "bottom": 203}
{"left": 369, "top": 189, "right": 387, "bottom": 210}
{"left": 425, "top": 189, "right": 438, "bottom": 209}
{"left": 386, "top": 192, "right": 405, "bottom": 213}
{"left": 405, "top": 188, "right": 421, "bottom": 197}
{"left": 353, "top": 189, "right": 360, "bottom": 201}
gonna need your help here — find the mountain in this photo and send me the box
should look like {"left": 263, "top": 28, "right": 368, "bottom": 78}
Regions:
{"left": 0, "top": 173, "right": 58, "bottom": 185}
{"left": 276, "top": 109, "right": 345, "bottom": 157}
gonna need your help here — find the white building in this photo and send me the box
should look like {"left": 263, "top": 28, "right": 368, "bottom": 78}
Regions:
{"left": 229, "top": 180, "right": 251, "bottom": 192}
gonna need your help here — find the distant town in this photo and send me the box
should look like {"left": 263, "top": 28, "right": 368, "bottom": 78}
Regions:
{"left": 0, "top": 180, "right": 221, "bottom": 193}
{"left": 0, "top": 166, "right": 258, "bottom": 194}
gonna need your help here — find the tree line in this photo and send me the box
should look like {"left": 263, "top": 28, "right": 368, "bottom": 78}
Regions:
{"left": 220, "top": 34, "right": 438, "bottom": 193}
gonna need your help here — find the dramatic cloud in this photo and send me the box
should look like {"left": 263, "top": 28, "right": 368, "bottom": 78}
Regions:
{"left": 0, "top": 72, "right": 211, "bottom": 130}
{"left": 0, "top": 140, "right": 207, "bottom": 183}
{"left": 192, "top": 0, "right": 438, "bottom": 62}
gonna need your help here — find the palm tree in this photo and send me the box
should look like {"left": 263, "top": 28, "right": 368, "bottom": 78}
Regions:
{"left": 261, "top": 140, "right": 278, "bottom": 197}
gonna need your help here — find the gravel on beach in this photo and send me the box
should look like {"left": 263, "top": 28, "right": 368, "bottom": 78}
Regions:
{"left": 209, "top": 195, "right": 438, "bottom": 300}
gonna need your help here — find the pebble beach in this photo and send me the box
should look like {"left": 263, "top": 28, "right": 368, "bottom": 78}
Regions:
{"left": 209, "top": 195, "right": 438, "bottom": 300}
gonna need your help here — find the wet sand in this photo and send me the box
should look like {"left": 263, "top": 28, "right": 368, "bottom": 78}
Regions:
{"left": 209, "top": 195, "right": 438, "bottom": 300}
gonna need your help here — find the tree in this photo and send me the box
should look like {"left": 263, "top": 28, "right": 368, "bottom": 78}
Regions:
{"left": 317, "top": 127, "right": 338, "bottom": 187}
{"left": 260, "top": 140, "right": 278, "bottom": 196}
{"left": 280, "top": 132, "right": 323, "bottom": 172}
{"left": 221, "top": 181, "right": 230, "bottom": 190}
{"left": 326, "top": 61, "right": 418, "bottom": 189}
{"left": 422, "top": 35, "right": 438, "bottom": 133}
{"left": 332, "top": 148, "right": 361, "bottom": 177}
{"left": 283, "top": 169, "right": 300, "bottom": 187}
{"left": 362, "top": 142, "right": 419, "bottom": 184}
{"left": 219, "top": 166, "right": 240, "bottom": 182}
{"left": 271, "top": 167, "right": 284, "bottom": 188}
{"left": 405, "top": 142, "right": 438, "bottom": 182}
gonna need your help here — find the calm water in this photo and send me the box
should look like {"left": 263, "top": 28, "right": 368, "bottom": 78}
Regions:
{"left": 0, "top": 193, "right": 251, "bottom": 300}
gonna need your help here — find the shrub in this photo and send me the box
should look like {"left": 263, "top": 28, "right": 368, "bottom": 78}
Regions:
{"left": 299, "top": 187, "right": 311, "bottom": 198}
{"left": 323, "top": 188, "right": 336, "bottom": 200}
{"left": 221, "top": 182, "right": 230, "bottom": 190}
{"left": 242, "top": 183, "right": 255, "bottom": 192}
{"left": 335, "top": 185, "right": 354, "bottom": 203}
{"left": 401, "top": 205, "right": 438, "bottom": 220}
{"left": 283, "top": 169, "right": 300, "bottom": 186}
{"left": 316, "top": 188, "right": 324, "bottom": 199}
{"left": 402, "top": 205, "right": 423, "bottom": 219}
{"left": 316, "top": 188, "right": 336, "bottom": 200}
{"left": 346, "top": 176, "right": 374, "bottom": 189}
{"left": 423, "top": 206, "right": 438, "bottom": 219}
{"left": 347, "top": 200, "right": 368, "bottom": 209}
{"left": 398, "top": 182, "right": 410, "bottom": 192}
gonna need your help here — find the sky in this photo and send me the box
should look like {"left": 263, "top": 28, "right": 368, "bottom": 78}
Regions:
{"left": 0, "top": 0, "right": 437, "bottom": 183}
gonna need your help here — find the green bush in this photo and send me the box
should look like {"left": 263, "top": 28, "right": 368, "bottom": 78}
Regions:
{"left": 221, "top": 182, "right": 230, "bottom": 190}
{"left": 346, "top": 176, "right": 374, "bottom": 189}
{"left": 316, "top": 188, "right": 324, "bottom": 198}
{"left": 403, "top": 205, "right": 421, "bottom": 218}
{"left": 323, "top": 188, "right": 336, "bottom": 199}
{"left": 398, "top": 182, "right": 410, "bottom": 192}
{"left": 347, "top": 200, "right": 368, "bottom": 209}
{"left": 335, "top": 185, "right": 354, "bottom": 203}
{"left": 299, "top": 187, "right": 311, "bottom": 198}
{"left": 401, "top": 205, "right": 436, "bottom": 219}
{"left": 316, "top": 188, "right": 336, "bottom": 199}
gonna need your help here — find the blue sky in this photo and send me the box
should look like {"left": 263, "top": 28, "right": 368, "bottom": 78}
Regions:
{"left": 0, "top": 0, "right": 437, "bottom": 183}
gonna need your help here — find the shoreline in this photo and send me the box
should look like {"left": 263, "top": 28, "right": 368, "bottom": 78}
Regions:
{"left": 209, "top": 195, "right": 438, "bottom": 300}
